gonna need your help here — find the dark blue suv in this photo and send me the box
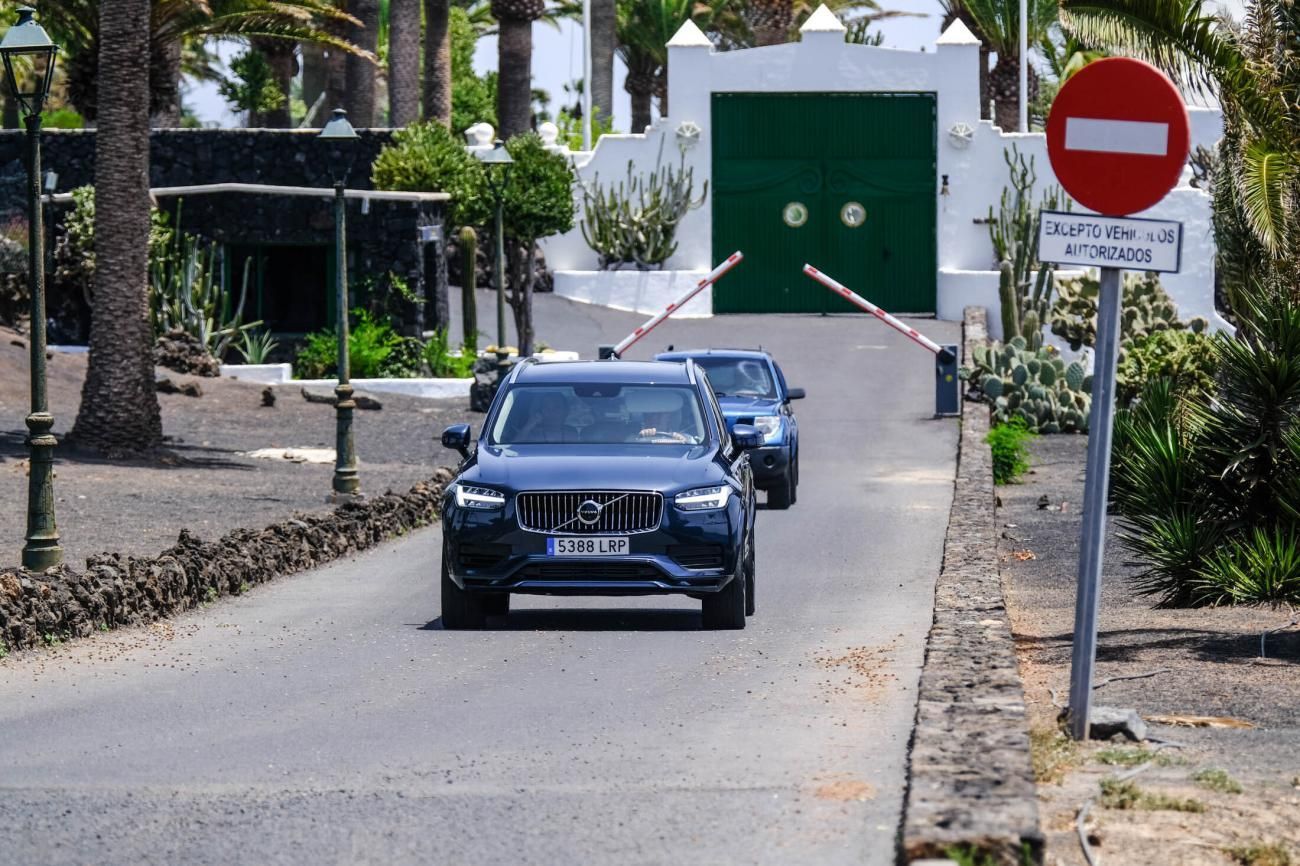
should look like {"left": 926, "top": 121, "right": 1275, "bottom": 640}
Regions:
{"left": 655, "top": 349, "right": 804, "bottom": 509}
{"left": 438, "top": 358, "right": 761, "bottom": 630}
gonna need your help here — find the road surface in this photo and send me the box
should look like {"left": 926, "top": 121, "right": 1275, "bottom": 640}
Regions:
{"left": 0, "top": 299, "right": 958, "bottom": 865}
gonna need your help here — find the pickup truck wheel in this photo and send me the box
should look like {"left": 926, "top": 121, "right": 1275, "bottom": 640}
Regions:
{"left": 767, "top": 467, "right": 793, "bottom": 510}
{"left": 441, "top": 554, "right": 487, "bottom": 629}
{"left": 702, "top": 562, "right": 747, "bottom": 630}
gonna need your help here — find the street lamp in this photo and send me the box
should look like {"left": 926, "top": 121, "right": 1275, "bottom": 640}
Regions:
{"left": 318, "top": 108, "right": 361, "bottom": 501}
{"left": 474, "top": 139, "right": 513, "bottom": 356}
{"left": 1, "top": 6, "right": 61, "bottom": 570}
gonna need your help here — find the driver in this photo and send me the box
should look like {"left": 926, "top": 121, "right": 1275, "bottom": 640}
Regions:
{"left": 635, "top": 391, "right": 692, "bottom": 443}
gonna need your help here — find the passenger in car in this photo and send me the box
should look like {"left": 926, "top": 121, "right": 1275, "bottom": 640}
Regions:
{"left": 516, "top": 393, "right": 580, "bottom": 443}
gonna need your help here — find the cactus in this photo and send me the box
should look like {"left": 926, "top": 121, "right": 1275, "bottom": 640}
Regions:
{"left": 578, "top": 138, "right": 707, "bottom": 270}
{"left": 998, "top": 260, "right": 1019, "bottom": 341}
{"left": 964, "top": 338, "right": 1091, "bottom": 433}
{"left": 459, "top": 226, "right": 479, "bottom": 352}
{"left": 1051, "top": 270, "right": 1201, "bottom": 352}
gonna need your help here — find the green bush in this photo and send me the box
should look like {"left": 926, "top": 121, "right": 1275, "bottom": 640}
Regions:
{"left": 294, "top": 309, "right": 402, "bottom": 379}
{"left": 371, "top": 121, "right": 487, "bottom": 227}
{"left": 1110, "top": 292, "right": 1300, "bottom": 606}
{"left": 987, "top": 418, "right": 1036, "bottom": 484}
{"left": 423, "top": 328, "right": 476, "bottom": 378}
{"left": 1117, "top": 329, "right": 1218, "bottom": 407}
{"left": 450, "top": 6, "right": 496, "bottom": 135}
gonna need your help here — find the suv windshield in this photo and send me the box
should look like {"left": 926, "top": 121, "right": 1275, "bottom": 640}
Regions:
{"left": 690, "top": 357, "right": 776, "bottom": 398}
{"left": 490, "top": 384, "right": 708, "bottom": 445}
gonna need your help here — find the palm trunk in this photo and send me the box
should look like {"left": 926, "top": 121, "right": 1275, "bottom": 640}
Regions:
{"left": 624, "top": 54, "right": 656, "bottom": 133}
{"left": 149, "top": 38, "right": 183, "bottom": 128}
{"left": 422, "top": 0, "right": 452, "bottom": 126}
{"left": 72, "top": 0, "right": 163, "bottom": 454}
{"left": 301, "top": 42, "right": 346, "bottom": 125}
{"left": 495, "top": 15, "right": 534, "bottom": 137}
{"left": 346, "top": 0, "right": 380, "bottom": 126}
{"left": 589, "top": 0, "right": 616, "bottom": 127}
{"left": 251, "top": 38, "right": 298, "bottom": 128}
{"left": 389, "top": 0, "right": 421, "bottom": 126}
{"left": 749, "top": 0, "right": 794, "bottom": 46}
{"left": 990, "top": 55, "right": 1037, "bottom": 133}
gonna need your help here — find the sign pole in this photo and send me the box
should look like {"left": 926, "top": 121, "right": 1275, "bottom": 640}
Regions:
{"left": 1066, "top": 265, "right": 1123, "bottom": 740}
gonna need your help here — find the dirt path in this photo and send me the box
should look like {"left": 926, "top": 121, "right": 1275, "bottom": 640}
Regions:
{"left": 998, "top": 435, "right": 1300, "bottom": 866}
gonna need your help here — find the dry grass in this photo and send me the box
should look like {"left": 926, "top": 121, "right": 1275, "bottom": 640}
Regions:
{"left": 1193, "top": 768, "right": 1244, "bottom": 795}
{"left": 1099, "top": 778, "right": 1207, "bottom": 813}
{"left": 1030, "top": 726, "right": 1080, "bottom": 785}
{"left": 1225, "top": 842, "right": 1293, "bottom": 866}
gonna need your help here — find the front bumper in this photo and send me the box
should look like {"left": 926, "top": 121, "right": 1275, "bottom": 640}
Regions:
{"left": 443, "top": 496, "right": 744, "bottom": 596}
{"left": 748, "top": 444, "right": 791, "bottom": 489}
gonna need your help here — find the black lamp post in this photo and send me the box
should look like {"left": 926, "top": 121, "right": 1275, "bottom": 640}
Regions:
{"left": 318, "top": 108, "right": 361, "bottom": 500}
{"left": 1, "top": 6, "right": 61, "bottom": 570}
{"left": 474, "top": 139, "right": 513, "bottom": 356}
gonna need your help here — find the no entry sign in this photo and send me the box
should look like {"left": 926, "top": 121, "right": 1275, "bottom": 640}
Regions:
{"left": 1046, "top": 58, "right": 1190, "bottom": 216}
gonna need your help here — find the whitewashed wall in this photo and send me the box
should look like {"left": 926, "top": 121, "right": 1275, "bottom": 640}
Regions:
{"left": 537, "top": 7, "right": 1226, "bottom": 328}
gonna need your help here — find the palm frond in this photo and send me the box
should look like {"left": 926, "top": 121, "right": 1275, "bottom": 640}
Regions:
{"left": 1238, "top": 140, "right": 1296, "bottom": 256}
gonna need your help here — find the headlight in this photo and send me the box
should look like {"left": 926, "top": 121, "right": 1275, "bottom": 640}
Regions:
{"left": 454, "top": 484, "right": 506, "bottom": 510}
{"left": 752, "top": 415, "right": 782, "bottom": 443}
{"left": 674, "top": 485, "right": 732, "bottom": 511}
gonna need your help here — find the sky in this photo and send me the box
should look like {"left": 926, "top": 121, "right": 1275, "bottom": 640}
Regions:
{"left": 189, "top": 0, "right": 1248, "bottom": 131}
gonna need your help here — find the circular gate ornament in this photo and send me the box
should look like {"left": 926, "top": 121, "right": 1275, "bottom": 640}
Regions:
{"left": 782, "top": 201, "right": 809, "bottom": 227}
{"left": 840, "top": 201, "right": 866, "bottom": 227}
{"left": 1046, "top": 57, "right": 1190, "bottom": 216}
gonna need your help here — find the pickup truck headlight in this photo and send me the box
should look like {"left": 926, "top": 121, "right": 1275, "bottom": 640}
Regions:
{"left": 752, "top": 415, "right": 782, "bottom": 443}
{"left": 674, "top": 485, "right": 732, "bottom": 511}
{"left": 453, "top": 484, "right": 506, "bottom": 510}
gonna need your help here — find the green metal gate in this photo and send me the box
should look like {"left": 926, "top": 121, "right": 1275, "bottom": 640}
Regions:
{"left": 711, "top": 92, "right": 937, "bottom": 314}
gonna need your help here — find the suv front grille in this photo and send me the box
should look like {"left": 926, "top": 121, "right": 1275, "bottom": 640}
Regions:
{"left": 516, "top": 491, "right": 663, "bottom": 535}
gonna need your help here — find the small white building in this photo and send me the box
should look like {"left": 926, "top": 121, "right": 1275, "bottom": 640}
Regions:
{"left": 538, "top": 6, "right": 1226, "bottom": 333}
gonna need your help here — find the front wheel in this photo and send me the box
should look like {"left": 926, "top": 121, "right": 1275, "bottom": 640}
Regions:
{"left": 767, "top": 466, "right": 794, "bottom": 510}
{"left": 441, "top": 553, "right": 487, "bottom": 629}
{"left": 744, "top": 534, "right": 756, "bottom": 617}
{"left": 702, "top": 559, "right": 747, "bottom": 630}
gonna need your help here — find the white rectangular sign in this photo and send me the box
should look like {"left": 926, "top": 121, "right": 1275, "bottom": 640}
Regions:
{"left": 1037, "top": 210, "right": 1183, "bottom": 273}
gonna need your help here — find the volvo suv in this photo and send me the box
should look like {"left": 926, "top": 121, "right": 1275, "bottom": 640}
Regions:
{"left": 438, "top": 358, "right": 761, "bottom": 630}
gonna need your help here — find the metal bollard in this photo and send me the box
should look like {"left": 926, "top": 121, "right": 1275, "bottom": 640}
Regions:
{"left": 934, "top": 343, "right": 960, "bottom": 417}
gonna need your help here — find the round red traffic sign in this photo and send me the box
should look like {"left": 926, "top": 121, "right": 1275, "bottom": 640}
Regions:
{"left": 1046, "top": 57, "right": 1190, "bottom": 216}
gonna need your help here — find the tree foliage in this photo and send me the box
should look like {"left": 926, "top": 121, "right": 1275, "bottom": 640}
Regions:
{"left": 371, "top": 120, "right": 488, "bottom": 226}
{"left": 218, "top": 48, "right": 286, "bottom": 117}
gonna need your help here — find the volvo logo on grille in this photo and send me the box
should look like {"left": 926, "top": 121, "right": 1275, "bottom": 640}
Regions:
{"left": 577, "top": 500, "right": 604, "bottom": 525}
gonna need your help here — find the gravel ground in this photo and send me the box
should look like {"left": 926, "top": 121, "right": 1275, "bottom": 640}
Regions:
{"left": 0, "top": 327, "right": 472, "bottom": 568}
{"left": 998, "top": 434, "right": 1300, "bottom": 866}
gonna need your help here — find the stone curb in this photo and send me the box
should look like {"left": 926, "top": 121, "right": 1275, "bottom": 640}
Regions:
{"left": 900, "top": 306, "right": 1044, "bottom": 865}
{"left": 0, "top": 468, "right": 455, "bottom": 654}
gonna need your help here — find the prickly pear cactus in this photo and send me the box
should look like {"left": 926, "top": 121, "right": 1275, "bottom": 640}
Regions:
{"left": 1050, "top": 271, "right": 1200, "bottom": 351}
{"left": 963, "top": 339, "right": 1091, "bottom": 433}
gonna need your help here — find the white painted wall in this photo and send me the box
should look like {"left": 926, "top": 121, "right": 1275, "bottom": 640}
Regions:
{"left": 538, "top": 8, "right": 1227, "bottom": 329}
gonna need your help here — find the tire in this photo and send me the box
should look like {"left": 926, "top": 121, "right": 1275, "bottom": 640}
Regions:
{"left": 441, "top": 553, "right": 487, "bottom": 629}
{"left": 767, "top": 466, "right": 793, "bottom": 510}
{"left": 483, "top": 593, "right": 510, "bottom": 617}
{"left": 790, "top": 451, "right": 799, "bottom": 505}
{"left": 744, "top": 533, "right": 756, "bottom": 617}
{"left": 702, "top": 551, "right": 747, "bottom": 630}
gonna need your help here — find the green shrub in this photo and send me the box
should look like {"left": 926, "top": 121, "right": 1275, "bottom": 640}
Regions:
{"left": 294, "top": 309, "right": 402, "bottom": 380}
{"left": 1117, "top": 329, "right": 1218, "bottom": 407}
{"left": 371, "top": 121, "right": 487, "bottom": 227}
{"left": 380, "top": 336, "right": 425, "bottom": 378}
{"left": 423, "top": 328, "right": 476, "bottom": 378}
{"left": 987, "top": 417, "right": 1036, "bottom": 484}
{"left": 1111, "top": 292, "right": 1300, "bottom": 606}
{"left": 449, "top": 6, "right": 496, "bottom": 135}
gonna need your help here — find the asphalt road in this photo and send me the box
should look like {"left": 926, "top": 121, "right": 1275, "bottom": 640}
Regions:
{"left": 0, "top": 296, "right": 959, "bottom": 866}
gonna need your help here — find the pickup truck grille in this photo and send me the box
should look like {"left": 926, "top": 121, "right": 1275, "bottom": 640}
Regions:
{"left": 516, "top": 491, "right": 662, "bottom": 535}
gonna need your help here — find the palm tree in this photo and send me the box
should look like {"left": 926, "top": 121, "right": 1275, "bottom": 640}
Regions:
{"left": 492, "top": 0, "right": 546, "bottom": 137}
{"left": 742, "top": 0, "right": 903, "bottom": 46}
{"left": 389, "top": 0, "right": 421, "bottom": 124}
{"left": 250, "top": 36, "right": 297, "bottom": 127}
{"left": 346, "top": 0, "right": 381, "bottom": 125}
{"left": 424, "top": 0, "right": 453, "bottom": 125}
{"left": 1060, "top": 0, "right": 1300, "bottom": 301}
{"left": 945, "top": 0, "right": 1059, "bottom": 132}
{"left": 71, "top": 0, "right": 164, "bottom": 454}
{"left": 590, "top": 0, "right": 616, "bottom": 126}
{"left": 40, "top": 0, "right": 365, "bottom": 126}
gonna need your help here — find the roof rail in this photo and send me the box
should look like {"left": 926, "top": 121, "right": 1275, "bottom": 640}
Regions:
{"left": 505, "top": 355, "right": 539, "bottom": 384}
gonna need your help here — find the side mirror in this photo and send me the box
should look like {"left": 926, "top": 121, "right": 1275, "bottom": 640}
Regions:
{"left": 786, "top": 387, "right": 806, "bottom": 401}
{"left": 441, "top": 423, "right": 472, "bottom": 458}
{"left": 732, "top": 423, "right": 762, "bottom": 451}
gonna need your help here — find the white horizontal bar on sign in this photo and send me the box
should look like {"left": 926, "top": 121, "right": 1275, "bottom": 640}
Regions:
{"left": 1064, "top": 117, "right": 1169, "bottom": 157}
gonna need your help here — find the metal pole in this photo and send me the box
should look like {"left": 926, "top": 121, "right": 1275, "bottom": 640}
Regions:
{"left": 22, "top": 112, "right": 60, "bottom": 570}
{"left": 331, "top": 180, "right": 359, "bottom": 498}
{"left": 1018, "top": 0, "right": 1028, "bottom": 132}
{"left": 494, "top": 194, "right": 506, "bottom": 350}
{"left": 1066, "top": 265, "right": 1122, "bottom": 740}
{"left": 582, "top": 0, "right": 593, "bottom": 151}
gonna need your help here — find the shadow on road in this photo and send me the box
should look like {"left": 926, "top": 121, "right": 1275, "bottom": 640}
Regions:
{"left": 420, "top": 608, "right": 705, "bottom": 632}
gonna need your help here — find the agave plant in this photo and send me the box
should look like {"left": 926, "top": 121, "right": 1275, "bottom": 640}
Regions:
{"left": 1060, "top": 0, "right": 1300, "bottom": 306}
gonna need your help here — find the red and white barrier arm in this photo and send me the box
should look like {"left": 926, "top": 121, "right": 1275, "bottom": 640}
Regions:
{"left": 612, "top": 252, "right": 745, "bottom": 357}
{"left": 802, "top": 264, "right": 953, "bottom": 361}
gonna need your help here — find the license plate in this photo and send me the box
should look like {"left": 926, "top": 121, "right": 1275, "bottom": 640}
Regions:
{"left": 547, "top": 536, "right": 630, "bottom": 556}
